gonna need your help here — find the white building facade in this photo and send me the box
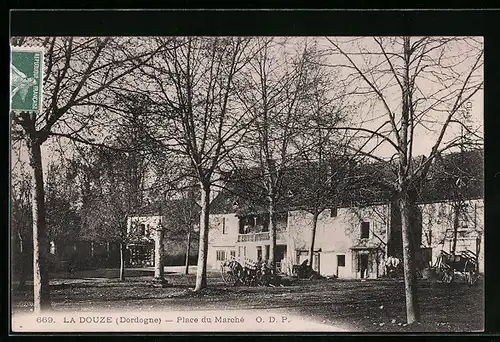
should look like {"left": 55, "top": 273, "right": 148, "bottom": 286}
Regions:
{"left": 207, "top": 198, "right": 484, "bottom": 279}
{"left": 126, "top": 214, "right": 163, "bottom": 267}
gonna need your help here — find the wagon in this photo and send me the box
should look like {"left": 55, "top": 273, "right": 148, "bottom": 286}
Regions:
{"left": 221, "top": 259, "right": 271, "bottom": 287}
{"left": 434, "top": 250, "right": 479, "bottom": 285}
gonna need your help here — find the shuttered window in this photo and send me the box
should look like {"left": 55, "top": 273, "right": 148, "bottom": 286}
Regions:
{"left": 216, "top": 250, "right": 226, "bottom": 261}
{"left": 222, "top": 217, "right": 227, "bottom": 234}
{"left": 361, "top": 222, "right": 370, "bottom": 239}
{"left": 330, "top": 207, "right": 338, "bottom": 217}
{"left": 337, "top": 254, "right": 345, "bottom": 267}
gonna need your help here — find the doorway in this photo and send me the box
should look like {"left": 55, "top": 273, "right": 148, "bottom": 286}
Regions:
{"left": 256, "top": 246, "right": 262, "bottom": 262}
{"left": 275, "top": 245, "right": 287, "bottom": 273}
{"left": 336, "top": 254, "right": 345, "bottom": 278}
{"left": 360, "top": 254, "right": 369, "bottom": 279}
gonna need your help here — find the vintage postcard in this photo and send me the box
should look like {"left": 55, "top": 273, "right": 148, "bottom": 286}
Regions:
{"left": 10, "top": 32, "right": 484, "bottom": 333}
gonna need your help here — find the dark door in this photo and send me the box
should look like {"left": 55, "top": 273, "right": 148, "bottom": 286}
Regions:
{"left": 275, "top": 245, "right": 286, "bottom": 261}
{"left": 360, "top": 254, "right": 369, "bottom": 279}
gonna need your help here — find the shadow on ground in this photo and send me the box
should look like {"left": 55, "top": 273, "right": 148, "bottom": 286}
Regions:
{"left": 11, "top": 269, "right": 484, "bottom": 333}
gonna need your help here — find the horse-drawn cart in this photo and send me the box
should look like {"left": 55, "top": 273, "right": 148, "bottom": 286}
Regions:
{"left": 434, "top": 249, "right": 479, "bottom": 285}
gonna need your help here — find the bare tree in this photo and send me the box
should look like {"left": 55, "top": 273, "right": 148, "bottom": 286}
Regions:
{"left": 45, "top": 161, "right": 82, "bottom": 257}
{"left": 238, "top": 37, "right": 326, "bottom": 274}
{"left": 286, "top": 48, "right": 351, "bottom": 268}
{"left": 161, "top": 187, "right": 200, "bottom": 275}
{"left": 326, "top": 36, "right": 483, "bottom": 324}
{"left": 10, "top": 37, "right": 161, "bottom": 312}
{"left": 11, "top": 166, "right": 33, "bottom": 289}
{"left": 85, "top": 147, "right": 139, "bottom": 281}
{"left": 142, "top": 37, "right": 257, "bottom": 291}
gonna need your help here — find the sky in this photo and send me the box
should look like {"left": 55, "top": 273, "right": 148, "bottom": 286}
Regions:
{"left": 316, "top": 36, "right": 484, "bottom": 159}
{"left": 10, "top": 36, "right": 484, "bottom": 183}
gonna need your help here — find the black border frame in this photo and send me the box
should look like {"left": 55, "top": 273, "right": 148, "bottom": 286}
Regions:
{"left": 5, "top": 8, "right": 500, "bottom": 339}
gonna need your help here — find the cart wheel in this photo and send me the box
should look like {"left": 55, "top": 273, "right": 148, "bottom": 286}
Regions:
{"left": 466, "top": 271, "right": 479, "bottom": 285}
{"left": 441, "top": 269, "right": 454, "bottom": 284}
{"left": 221, "top": 265, "right": 239, "bottom": 286}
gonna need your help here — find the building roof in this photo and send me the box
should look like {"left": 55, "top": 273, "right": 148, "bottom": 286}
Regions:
{"left": 210, "top": 149, "right": 483, "bottom": 216}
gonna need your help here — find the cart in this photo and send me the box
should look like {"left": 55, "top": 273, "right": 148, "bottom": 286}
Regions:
{"left": 221, "top": 259, "right": 271, "bottom": 287}
{"left": 434, "top": 249, "right": 479, "bottom": 285}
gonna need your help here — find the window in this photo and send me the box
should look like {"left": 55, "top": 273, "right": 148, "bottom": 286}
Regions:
{"left": 239, "top": 218, "right": 245, "bottom": 234}
{"left": 230, "top": 250, "right": 236, "bottom": 259}
{"left": 460, "top": 212, "right": 469, "bottom": 228}
{"left": 222, "top": 217, "right": 227, "bottom": 234}
{"left": 361, "top": 222, "right": 370, "bottom": 239}
{"left": 330, "top": 207, "right": 338, "bottom": 218}
{"left": 138, "top": 224, "right": 145, "bottom": 236}
{"left": 239, "top": 216, "right": 254, "bottom": 234}
{"left": 256, "top": 246, "right": 262, "bottom": 261}
{"left": 216, "top": 250, "right": 226, "bottom": 261}
{"left": 265, "top": 245, "right": 270, "bottom": 260}
{"left": 337, "top": 255, "right": 346, "bottom": 267}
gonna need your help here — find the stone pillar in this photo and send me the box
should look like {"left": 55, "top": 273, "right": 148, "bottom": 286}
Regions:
{"left": 153, "top": 223, "right": 168, "bottom": 287}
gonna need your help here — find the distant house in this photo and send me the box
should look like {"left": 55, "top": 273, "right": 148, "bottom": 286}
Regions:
{"left": 125, "top": 195, "right": 201, "bottom": 267}
{"left": 206, "top": 149, "right": 484, "bottom": 279}
{"left": 126, "top": 214, "right": 161, "bottom": 267}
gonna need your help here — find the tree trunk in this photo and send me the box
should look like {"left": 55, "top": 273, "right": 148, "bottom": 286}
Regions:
{"left": 119, "top": 242, "right": 125, "bottom": 281}
{"left": 185, "top": 229, "right": 191, "bottom": 275}
{"left": 28, "top": 138, "right": 51, "bottom": 313}
{"left": 268, "top": 195, "right": 277, "bottom": 275}
{"left": 308, "top": 211, "right": 319, "bottom": 268}
{"left": 451, "top": 203, "right": 460, "bottom": 254}
{"left": 399, "top": 193, "right": 420, "bottom": 324}
{"left": 154, "top": 224, "right": 164, "bottom": 280}
{"left": 194, "top": 183, "right": 210, "bottom": 291}
{"left": 17, "top": 231, "right": 26, "bottom": 288}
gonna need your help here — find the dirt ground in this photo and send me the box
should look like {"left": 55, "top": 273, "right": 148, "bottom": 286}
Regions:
{"left": 11, "top": 268, "right": 484, "bottom": 332}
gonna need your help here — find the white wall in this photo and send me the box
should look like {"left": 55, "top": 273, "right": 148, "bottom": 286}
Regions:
{"left": 287, "top": 205, "right": 389, "bottom": 278}
{"left": 127, "top": 215, "right": 163, "bottom": 238}
{"left": 207, "top": 213, "right": 239, "bottom": 269}
{"left": 319, "top": 251, "right": 353, "bottom": 278}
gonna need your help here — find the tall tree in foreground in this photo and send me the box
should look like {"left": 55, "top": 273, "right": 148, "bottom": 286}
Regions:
{"left": 10, "top": 37, "right": 160, "bottom": 312}
{"left": 238, "top": 37, "right": 325, "bottom": 273}
{"left": 327, "top": 36, "right": 483, "bottom": 324}
{"left": 143, "top": 37, "right": 256, "bottom": 291}
{"left": 286, "top": 48, "right": 350, "bottom": 268}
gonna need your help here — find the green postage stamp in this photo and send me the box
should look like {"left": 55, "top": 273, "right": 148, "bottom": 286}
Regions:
{"left": 10, "top": 46, "right": 44, "bottom": 113}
